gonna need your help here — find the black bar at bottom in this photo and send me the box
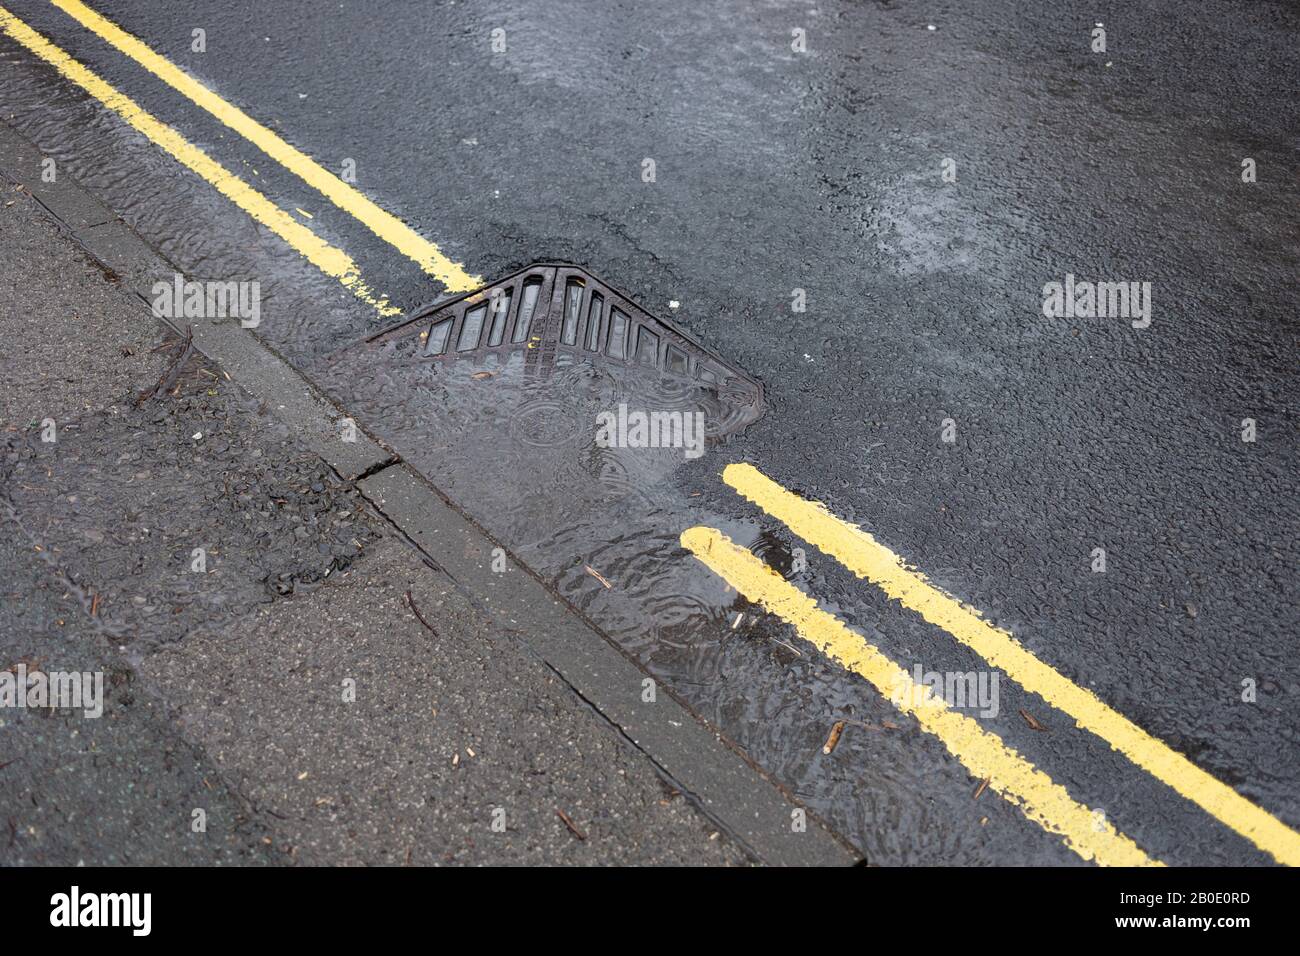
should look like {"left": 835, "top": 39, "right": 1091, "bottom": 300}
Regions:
{"left": 4, "top": 865, "right": 1289, "bottom": 940}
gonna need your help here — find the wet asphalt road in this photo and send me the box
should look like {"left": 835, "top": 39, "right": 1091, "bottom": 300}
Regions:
{"left": 1, "top": 0, "right": 1297, "bottom": 865}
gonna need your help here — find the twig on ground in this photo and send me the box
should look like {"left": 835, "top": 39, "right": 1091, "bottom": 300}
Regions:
{"left": 404, "top": 589, "right": 438, "bottom": 637}
{"left": 1019, "top": 709, "right": 1048, "bottom": 732}
{"left": 555, "top": 808, "right": 587, "bottom": 841}
{"left": 822, "top": 720, "right": 846, "bottom": 754}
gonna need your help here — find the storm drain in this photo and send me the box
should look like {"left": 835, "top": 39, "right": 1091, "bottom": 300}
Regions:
{"left": 351, "top": 263, "right": 765, "bottom": 437}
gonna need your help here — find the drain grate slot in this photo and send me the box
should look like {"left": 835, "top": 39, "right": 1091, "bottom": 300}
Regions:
{"left": 351, "top": 262, "right": 765, "bottom": 437}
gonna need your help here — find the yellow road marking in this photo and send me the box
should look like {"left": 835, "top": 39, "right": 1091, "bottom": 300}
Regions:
{"left": 681, "top": 526, "right": 1160, "bottom": 867}
{"left": 0, "top": 6, "right": 399, "bottom": 317}
{"left": 51, "top": 0, "right": 482, "bottom": 293}
{"left": 722, "top": 462, "right": 1300, "bottom": 866}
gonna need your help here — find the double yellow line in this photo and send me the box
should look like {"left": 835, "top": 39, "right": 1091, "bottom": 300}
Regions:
{"left": 0, "top": 0, "right": 480, "bottom": 316}
{"left": 684, "top": 463, "right": 1300, "bottom": 866}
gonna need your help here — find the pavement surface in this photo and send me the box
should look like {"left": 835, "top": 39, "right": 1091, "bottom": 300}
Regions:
{"left": 0, "top": 0, "right": 1296, "bottom": 866}
{"left": 0, "top": 511, "right": 282, "bottom": 865}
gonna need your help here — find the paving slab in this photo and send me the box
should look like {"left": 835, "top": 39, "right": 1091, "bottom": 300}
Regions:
{"left": 0, "top": 510, "right": 282, "bottom": 866}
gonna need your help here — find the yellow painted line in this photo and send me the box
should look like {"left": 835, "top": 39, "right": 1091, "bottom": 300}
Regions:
{"left": 722, "top": 462, "right": 1300, "bottom": 867}
{"left": 0, "top": 6, "right": 398, "bottom": 317}
{"left": 51, "top": 0, "right": 482, "bottom": 293}
{"left": 681, "top": 527, "right": 1159, "bottom": 867}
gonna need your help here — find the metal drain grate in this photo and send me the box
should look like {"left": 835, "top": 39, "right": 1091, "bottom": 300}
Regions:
{"left": 354, "top": 263, "right": 765, "bottom": 436}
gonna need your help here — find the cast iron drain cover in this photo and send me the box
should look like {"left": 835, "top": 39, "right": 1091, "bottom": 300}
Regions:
{"left": 353, "top": 263, "right": 764, "bottom": 437}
